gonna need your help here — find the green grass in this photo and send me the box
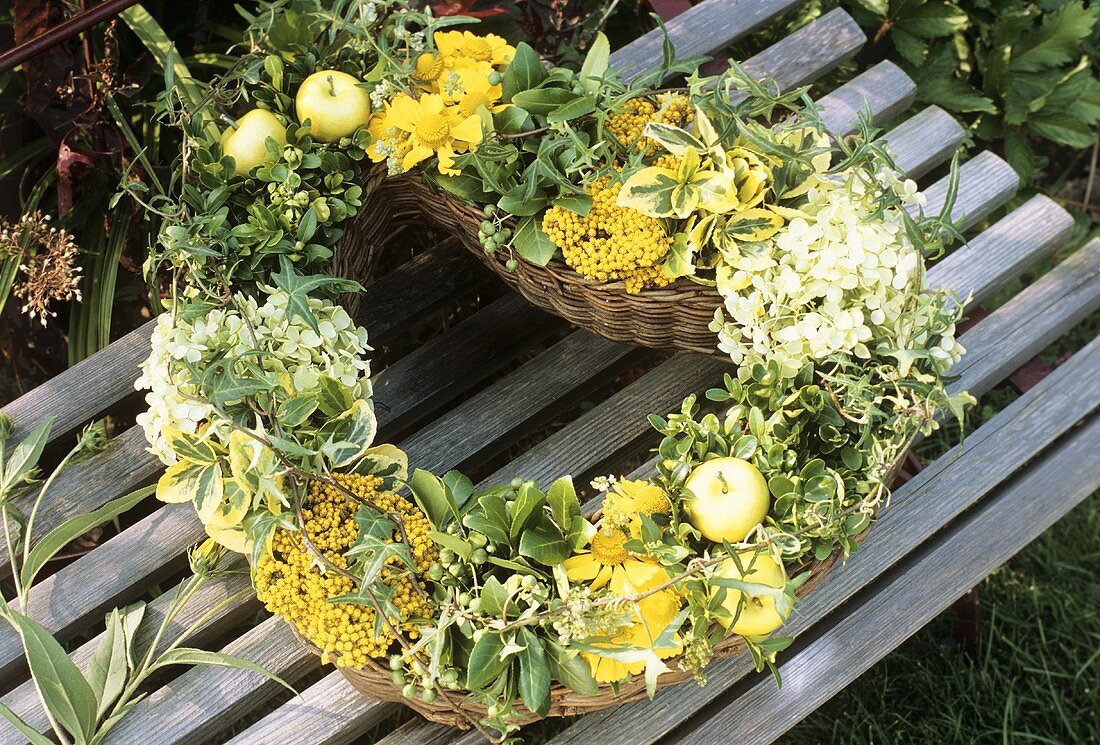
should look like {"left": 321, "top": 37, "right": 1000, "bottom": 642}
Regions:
{"left": 782, "top": 492, "right": 1099, "bottom": 745}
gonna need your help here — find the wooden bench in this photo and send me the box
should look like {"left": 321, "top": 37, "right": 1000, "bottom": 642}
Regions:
{"left": 2, "top": 1, "right": 1097, "bottom": 742}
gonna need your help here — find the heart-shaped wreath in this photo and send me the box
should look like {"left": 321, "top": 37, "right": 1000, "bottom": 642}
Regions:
{"left": 132, "top": 0, "right": 971, "bottom": 740}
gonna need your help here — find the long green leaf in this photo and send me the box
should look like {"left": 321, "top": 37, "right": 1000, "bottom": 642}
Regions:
{"left": 517, "top": 629, "right": 551, "bottom": 717}
{"left": 10, "top": 612, "right": 98, "bottom": 743}
{"left": 21, "top": 485, "right": 154, "bottom": 589}
{"left": 0, "top": 699, "right": 55, "bottom": 745}
{"left": 150, "top": 648, "right": 296, "bottom": 693}
{"left": 1, "top": 417, "right": 53, "bottom": 499}
{"left": 118, "top": 6, "right": 218, "bottom": 140}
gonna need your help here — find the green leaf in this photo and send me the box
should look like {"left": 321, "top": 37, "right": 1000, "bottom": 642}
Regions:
{"left": 513, "top": 216, "right": 557, "bottom": 266}
{"left": 546, "top": 476, "right": 580, "bottom": 532}
{"left": 464, "top": 494, "right": 512, "bottom": 546}
{"left": 502, "top": 43, "right": 549, "bottom": 103}
{"left": 270, "top": 257, "right": 361, "bottom": 333}
{"left": 546, "top": 96, "right": 596, "bottom": 124}
{"left": 579, "top": 33, "right": 611, "bottom": 94}
{"left": 509, "top": 483, "right": 544, "bottom": 541}
{"left": 518, "top": 521, "right": 570, "bottom": 566}
{"left": 22, "top": 485, "right": 154, "bottom": 589}
{"left": 88, "top": 606, "right": 134, "bottom": 719}
{"left": 893, "top": 2, "right": 967, "bottom": 39}
{"left": 427, "top": 530, "right": 473, "bottom": 561}
{"left": 479, "top": 576, "right": 508, "bottom": 617}
{"left": 10, "top": 612, "right": 97, "bottom": 742}
{"left": 546, "top": 639, "right": 598, "bottom": 696}
{"left": 517, "top": 629, "right": 551, "bottom": 717}
{"left": 0, "top": 700, "right": 54, "bottom": 745}
{"left": 1010, "top": 2, "right": 1097, "bottom": 74}
{"left": 277, "top": 395, "right": 319, "bottom": 428}
{"left": 550, "top": 194, "right": 591, "bottom": 216}
{"left": 465, "top": 632, "right": 507, "bottom": 690}
{"left": 151, "top": 648, "right": 296, "bottom": 693}
{"left": 318, "top": 399, "right": 377, "bottom": 467}
{"left": 1, "top": 417, "right": 53, "bottom": 498}
{"left": 409, "top": 469, "right": 453, "bottom": 528}
{"left": 512, "top": 88, "right": 583, "bottom": 117}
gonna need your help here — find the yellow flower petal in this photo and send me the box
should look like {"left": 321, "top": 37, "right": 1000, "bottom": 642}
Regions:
{"left": 450, "top": 114, "right": 484, "bottom": 145}
{"left": 402, "top": 143, "right": 434, "bottom": 171}
{"left": 564, "top": 552, "right": 599, "bottom": 581}
{"left": 387, "top": 94, "right": 421, "bottom": 132}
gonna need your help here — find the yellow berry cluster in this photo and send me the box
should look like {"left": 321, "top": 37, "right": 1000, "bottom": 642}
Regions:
{"left": 606, "top": 94, "right": 693, "bottom": 153}
{"left": 253, "top": 473, "right": 438, "bottom": 669}
{"left": 543, "top": 179, "right": 674, "bottom": 293}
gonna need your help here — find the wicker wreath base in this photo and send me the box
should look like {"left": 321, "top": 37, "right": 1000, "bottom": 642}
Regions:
{"left": 343, "top": 169, "right": 727, "bottom": 356}
{"left": 285, "top": 522, "right": 870, "bottom": 730}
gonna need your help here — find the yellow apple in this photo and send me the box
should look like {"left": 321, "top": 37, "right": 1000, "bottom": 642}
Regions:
{"left": 295, "top": 70, "right": 372, "bottom": 143}
{"left": 682, "top": 457, "right": 770, "bottom": 543}
{"left": 220, "top": 109, "right": 287, "bottom": 176}
{"left": 713, "top": 551, "right": 789, "bottom": 636}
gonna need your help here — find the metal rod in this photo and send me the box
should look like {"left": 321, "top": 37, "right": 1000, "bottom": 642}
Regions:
{"left": 0, "top": 0, "right": 143, "bottom": 75}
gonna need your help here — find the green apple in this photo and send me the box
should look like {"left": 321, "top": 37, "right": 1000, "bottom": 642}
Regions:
{"left": 682, "top": 456, "right": 770, "bottom": 543}
{"left": 295, "top": 70, "right": 372, "bottom": 143}
{"left": 220, "top": 109, "right": 287, "bottom": 176}
{"left": 713, "top": 551, "right": 789, "bottom": 636}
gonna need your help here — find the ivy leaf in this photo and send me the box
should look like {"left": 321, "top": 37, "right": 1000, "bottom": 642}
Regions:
{"left": 271, "top": 256, "right": 361, "bottom": 332}
{"left": 513, "top": 216, "right": 557, "bottom": 266}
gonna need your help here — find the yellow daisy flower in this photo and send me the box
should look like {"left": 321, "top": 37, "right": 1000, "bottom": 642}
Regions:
{"left": 434, "top": 31, "right": 515, "bottom": 67}
{"left": 412, "top": 52, "right": 447, "bottom": 88}
{"left": 564, "top": 527, "right": 664, "bottom": 591}
{"left": 441, "top": 61, "right": 507, "bottom": 117}
{"left": 582, "top": 569, "right": 684, "bottom": 684}
{"left": 604, "top": 479, "right": 671, "bottom": 526}
{"left": 383, "top": 93, "right": 483, "bottom": 175}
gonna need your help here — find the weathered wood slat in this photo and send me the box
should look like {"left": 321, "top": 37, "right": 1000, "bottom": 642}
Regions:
{"left": 0, "top": 570, "right": 255, "bottom": 735}
{"left": 225, "top": 674, "right": 392, "bottom": 745}
{"left": 374, "top": 294, "right": 565, "bottom": 441}
{"left": 1, "top": 320, "right": 155, "bottom": 447}
{"left": 926, "top": 194, "right": 1075, "bottom": 309}
{"left": 882, "top": 106, "right": 964, "bottom": 179}
{"left": 916, "top": 150, "right": 1020, "bottom": 230}
{"left": 735, "top": 9, "right": 865, "bottom": 97}
{"left": 398, "top": 330, "right": 636, "bottom": 474}
{"left": 947, "top": 238, "right": 1100, "bottom": 398}
{"left": 817, "top": 60, "right": 915, "bottom": 134}
{"left": 670, "top": 412, "right": 1100, "bottom": 744}
{"left": 549, "top": 334, "right": 1100, "bottom": 745}
{"left": 0, "top": 426, "right": 161, "bottom": 578}
{"left": 609, "top": 0, "right": 804, "bottom": 82}
{"left": 234, "top": 98, "right": 1032, "bottom": 745}
{"left": 479, "top": 354, "right": 727, "bottom": 489}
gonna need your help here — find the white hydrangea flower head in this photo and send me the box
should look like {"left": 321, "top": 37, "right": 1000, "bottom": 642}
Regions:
{"left": 711, "top": 168, "right": 961, "bottom": 379}
{"left": 135, "top": 288, "right": 372, "bottom": 465}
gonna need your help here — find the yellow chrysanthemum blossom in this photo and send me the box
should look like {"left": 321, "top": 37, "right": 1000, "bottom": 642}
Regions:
{"left": 381, "top": 93, "right": 483, "bottom": 175}
{"left": 543, "top": 178, "right": 674, "bottom": 293}
{"left": 412, "top": 52, "right": 447, "bottom": 87}
{"left": 434, "top": 30, "right": 515, "bottom": 67}
{"left": 440, "top": 61, "right": 507, "bottom": 117}
{"left": 564, "top": 527, "right": 664, "bottom": 591}
{"left": 581, "top": 568, "right": 684, "bottom": 684}
{"left": 253, "top": 473, "right": 437, "bottom": 669}
{"left": 604, "top": 479, "right": 672, "bottom": 537}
